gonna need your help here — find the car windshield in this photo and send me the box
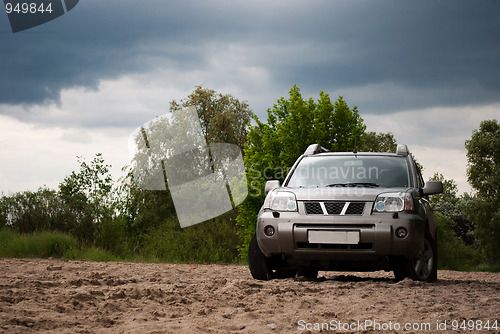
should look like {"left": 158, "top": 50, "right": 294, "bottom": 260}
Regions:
{"left": 286, "top": 155, "right": 410, "bottom": 188}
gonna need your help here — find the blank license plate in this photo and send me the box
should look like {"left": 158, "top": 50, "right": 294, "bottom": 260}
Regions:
{"left": 308, "top": 230, "right": 360, "bottom": 244}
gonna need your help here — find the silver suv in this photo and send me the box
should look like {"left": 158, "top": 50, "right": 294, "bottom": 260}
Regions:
{"left": 248, "top": 144, "right": 443, "bottom": 282}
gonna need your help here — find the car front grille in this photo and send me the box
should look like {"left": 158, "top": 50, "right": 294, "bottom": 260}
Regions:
{"left": 305, "top": 202, "right": 323, "bottom": 215}
{"left": 304, "top": 201, "right": 366, "bottom": 215}
{"left": 324, "top": 202, "right": 344, "bottom": 214}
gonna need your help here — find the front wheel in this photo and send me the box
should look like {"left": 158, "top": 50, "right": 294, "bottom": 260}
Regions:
{"left": 248, "top": 234, "right": 296, "bottom": 280}
{"left": 407, "top": 231, "right": 437, "bottom": 282}
{"left": 248, "top": 234, "right": 273, "bottom": 280}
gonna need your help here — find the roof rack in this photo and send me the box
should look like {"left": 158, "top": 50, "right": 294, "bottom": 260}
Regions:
{"left": 396, "top": 144, "right": 409, "bottom": 156}
{"left": 304, "top": 144, "right": 329, "bottom": 155}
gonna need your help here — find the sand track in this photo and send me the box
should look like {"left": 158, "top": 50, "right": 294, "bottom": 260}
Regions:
{"left": 0, "top": 258, "right": 499, "bottom": 333}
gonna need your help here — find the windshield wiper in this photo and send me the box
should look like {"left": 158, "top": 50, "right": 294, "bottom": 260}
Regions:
{"left": 326, "top": 182, "right": 379, "bottom": 188}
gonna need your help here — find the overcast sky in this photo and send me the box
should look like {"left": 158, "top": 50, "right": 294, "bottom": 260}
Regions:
{"left": 1, "top": 0, "right": 499, "bottom": 195}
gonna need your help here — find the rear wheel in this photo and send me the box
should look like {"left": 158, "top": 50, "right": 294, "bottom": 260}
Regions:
{"left": 393, "top": 258, "right": 408, "bottom": 281}
{"left": 297, "top": 267, "right": 318, "bottom": 280}
{"left": 274, "top": 268, "right": 297, "bottom": 279}
{"left": 407, "top": 231, "right": 437, "bottom": 282}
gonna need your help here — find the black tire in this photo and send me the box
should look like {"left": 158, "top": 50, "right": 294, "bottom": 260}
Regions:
{"left": 393, "top": 258, "right": 408, "bottom": 282}
{"left": 274, "top": 268, "right": 297, "bottom": 279}
{"left": 248, "top": 234, "right": 297, "bottom": 280}
{"left": 248, "top": 234, "right": 273, "bottom": 280}
{"left": 297, "top": 267, "right": 318, "bottom": 280}
{"left": 407, "top": 231, "right": 437, "bottom": 282}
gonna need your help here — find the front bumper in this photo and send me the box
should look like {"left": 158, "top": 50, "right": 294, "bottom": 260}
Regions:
{"left": 256, "top": 204, "right": 426, "bottom": 263}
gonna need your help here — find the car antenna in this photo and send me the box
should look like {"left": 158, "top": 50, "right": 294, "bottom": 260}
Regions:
{"left": 353, "top": 137, "right": 358, "bottom": 154}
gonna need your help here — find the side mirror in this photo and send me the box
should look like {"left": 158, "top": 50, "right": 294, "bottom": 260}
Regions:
{"left": 265, "top": 180, "right": 280, "bottom": 194}
{"left": 422, "top": 180, "right": 443, "bottom": 196}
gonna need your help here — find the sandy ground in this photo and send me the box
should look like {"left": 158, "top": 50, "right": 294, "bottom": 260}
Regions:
{"left": 0, "top": 258, "right": 499, "bottom": 333}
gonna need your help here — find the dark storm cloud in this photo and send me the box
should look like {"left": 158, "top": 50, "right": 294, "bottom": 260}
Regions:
{"left": 0, "top": 0, "right": 219, "bottom": 104}
{"left": 1, "top": 0, "right": 499, "bottom": 113}
{"left": 273, "top": 1, "right": 500, "bottom": 111}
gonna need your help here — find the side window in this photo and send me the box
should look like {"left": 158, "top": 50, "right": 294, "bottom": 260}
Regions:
{"left": 415, "top": 162, "right": 425, "bottom": 189}
{"left": 409, "top": 155, "right": 424, "bottom": 188}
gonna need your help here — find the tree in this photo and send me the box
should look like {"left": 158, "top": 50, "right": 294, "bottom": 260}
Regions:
{"left": 59, "top": 153, "right": 114, "bottom": 244}
{"left": 247, "top": 85, "right": 366, "bottom": 178}
{"left": 117, "top": 166, "right": 176, "bottom": 252}
{"left": 170, "top": 85, "right": 253, "bottom": 151}
{"left": 360, "top": 131, "right": 397, "bottom": 153}
{"left": 121, "top": 86, "right": 252, "bottom": 252}
{"left": 0, "top": 187, "right": 65, "bottom": 234}
{"left": 429, "top": 173, "right": 474, "bottom": 245}
{"left": 464, "top": 119, "right": 500, "bottom": 263}
{"left": 236, "top": 85, "right": 367, "bottom": 258}
{"left": 465, "top": 119, "right": 500, "bottom": 198}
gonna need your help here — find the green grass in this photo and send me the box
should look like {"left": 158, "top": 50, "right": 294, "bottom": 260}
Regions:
{"left": 469, "top": 263, "right": 500, "bottom": 273}
{"left": 0, "top": 228, "right": 118, "bottom": 261}
{"left": 0, "top": 228, "right": 79, "bottom": 258}
{"left": 1, "top": 225, "right": 497, "bottom": 271}
{"left": 79, "top": 248, "right": 121, "bottom": 262}
{"left": 140, "top": 217, "right": 241, "bottom": 264}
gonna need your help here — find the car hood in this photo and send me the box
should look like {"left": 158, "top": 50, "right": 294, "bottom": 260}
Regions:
{"left": 284, "top": 187, "right": 410, "bottom": 202}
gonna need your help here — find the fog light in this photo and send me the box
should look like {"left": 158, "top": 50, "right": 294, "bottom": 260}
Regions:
{"left": 264, "top": 225, "right": 275, "bottom": 237}
{"left": 395, "top": 227, "right": 408, "bottom": 238}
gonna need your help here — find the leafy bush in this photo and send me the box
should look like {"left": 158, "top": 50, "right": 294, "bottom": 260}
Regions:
{"left": 141, "top": 214, "right": 240, "bottom": 263}
{"left": 0, "top": 188, "right": 66, "bottom": 233}
{"left": 94, "top": 215, "right": 131, "bottom": 257}
{"left": 436, "top": 214, "right": 480, "bottom": 270}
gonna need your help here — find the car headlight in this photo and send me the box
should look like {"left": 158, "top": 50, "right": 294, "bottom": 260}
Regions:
{"left": 374, "top": 192, "right": 413, "bottom": 212}
{"left": 266, "top": 191, "right": 297, "bottom": 211}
